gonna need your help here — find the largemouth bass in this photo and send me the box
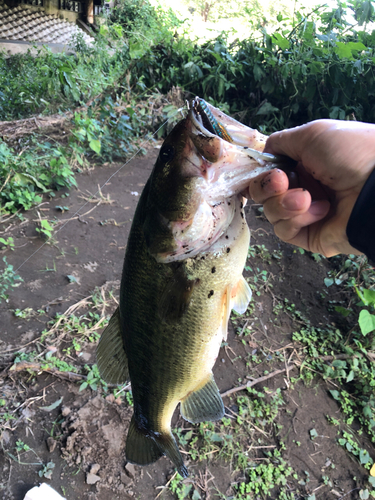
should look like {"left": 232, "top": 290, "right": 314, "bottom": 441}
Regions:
{"left": 96, "top": 98, "right": 282, "bottom": 477}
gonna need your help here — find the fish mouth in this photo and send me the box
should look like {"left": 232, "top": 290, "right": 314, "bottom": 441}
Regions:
{"left": 189, "top": 97, "right": 280, "bottom": 164}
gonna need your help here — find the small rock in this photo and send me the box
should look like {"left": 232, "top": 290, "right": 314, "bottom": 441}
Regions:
{"left": 120, "top": 472, "right": 131, "bottom": 485}
{"left": 86, "top": 473, "right": 101, "bottom": 485}
{"left": 61, "top": 406, "right": 71, "bottom": 417}
{"left": 115, "top": 397, "right": 122, "bottom": 405}
{"left": 90, "top": 464, "right": 100, "bottom": 475}
{"left": 105, "top": 394, "right": 115, "bottom": 403}
{"left": 125, "top": 463, "right": 136, "bottom": 479}
{"left": 46, "top": 436, "right": 57, "bottom": 453}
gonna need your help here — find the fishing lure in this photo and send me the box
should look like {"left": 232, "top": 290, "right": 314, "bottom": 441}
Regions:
{"left": 195, "top": 98, "right": 233, "bottom": 143}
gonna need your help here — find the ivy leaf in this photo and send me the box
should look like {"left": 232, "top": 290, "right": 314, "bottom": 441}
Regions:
{"left": 358, "top": 309, "right": 375, "bottom": 336}
{"left": 363, "top": 289, "right": 375, "bottom": 306}
{"left": 324, "top": 277, "right": 334, "bottom": 287}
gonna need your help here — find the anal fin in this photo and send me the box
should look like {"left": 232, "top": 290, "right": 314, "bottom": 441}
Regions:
{"left": 96, "top": 307, "right": 129, "bottom": 385}
{"left": 180, "top": 374, "right": 224, "bottom": 424}
{"left": 231, "top": 276, "right": 252, "bottom": 314}
{"left": 126, "top": 416, "right": 188, "bottom": 478}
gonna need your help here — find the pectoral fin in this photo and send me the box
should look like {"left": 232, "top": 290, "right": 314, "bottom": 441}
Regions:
{"left": 180, "top": 374, "right": 224, "bottom": 424}
{"left": 96, "top": 307, "right": 129, "bottom": 385}
{"left": 231, "top": 276, "right": 252, "bottom": 314}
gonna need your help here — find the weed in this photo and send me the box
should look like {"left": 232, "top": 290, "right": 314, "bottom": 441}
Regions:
{"left": 0, "top": 257, "right": 22, "bottom": 304}
{"left": 0, "top": 237, "right": 14, "bottom": 251}
{"left": 79, "top": 364, "right": 107, "bottom": 392}
{"left": 38, "top": 461, "right": 55, "bottom": 479}
{"left": 36, "top": 219, "right": 55, "bottom": 241}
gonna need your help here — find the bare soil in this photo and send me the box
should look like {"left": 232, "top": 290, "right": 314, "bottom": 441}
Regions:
{"left": 0, "top": 147, "right": 371, "bottom": 500}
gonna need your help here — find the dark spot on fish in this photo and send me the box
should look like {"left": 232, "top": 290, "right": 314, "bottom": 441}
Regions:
{"left": 243, "top": 146, "right": 249, "bottom": 150}
{"left": 228, "top": 202, "right": 231, "bottom": 206}
{"left": 182, "top": 245, "right": 188, "bottom": 248}
{"left": 211, "top": 266, "right": 216, "bottom": 273}
{"left": 208, "top": 290, "right": 214, "bottom": 298}
{"left": 159, "top": 144, "right": 175, "bottom": 163}
{"left": 240, "top": 212, "right": 244, "bottom": 219}
{"left": 240, "top": 202, "right": 243, "bottom": 209}
{"left": 201, "top": 256, "right": 205, "bottom": 260}
{"left": 225, "top": 235, "right": 229, "bottom": 239}
{"left": 226, "top": 248, "right": 230, "bottom": 253}
{"left": 185, "top": 249, "right": 193, "bottom": 254}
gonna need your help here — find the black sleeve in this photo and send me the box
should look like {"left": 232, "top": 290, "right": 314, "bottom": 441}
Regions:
{"left": 346, "top": 168, "right": 375, "bottom": 261}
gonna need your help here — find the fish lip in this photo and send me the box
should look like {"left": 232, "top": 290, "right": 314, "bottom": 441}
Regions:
{"left": 188, "top": 97, "right": 282, "bottom": 165}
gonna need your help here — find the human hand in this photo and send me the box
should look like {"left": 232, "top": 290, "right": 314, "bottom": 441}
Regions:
{"left": 247, "top": 119, "right": 375, "bottom": 257}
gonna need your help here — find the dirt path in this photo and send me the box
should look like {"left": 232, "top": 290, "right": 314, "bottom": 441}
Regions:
{"left": 0, "top": 147, "right": 370, "bottom": 500}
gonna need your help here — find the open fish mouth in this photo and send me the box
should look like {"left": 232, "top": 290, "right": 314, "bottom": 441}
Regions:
{"left": 189, "top": 96, "right": 282, "bottom": 165}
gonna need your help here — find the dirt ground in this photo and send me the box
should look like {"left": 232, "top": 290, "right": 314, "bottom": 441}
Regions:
{"left": 0, "top": 146, "right": 372, "bottom": 500}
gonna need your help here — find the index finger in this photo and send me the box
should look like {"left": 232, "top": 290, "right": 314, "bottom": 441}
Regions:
{"left": 263, "top": 120, "right": 333, "bottom": 161}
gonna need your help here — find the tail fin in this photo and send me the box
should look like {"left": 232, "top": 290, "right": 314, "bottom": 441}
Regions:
{"left": 126, "top": 416, "right": 188, "bottom": 478}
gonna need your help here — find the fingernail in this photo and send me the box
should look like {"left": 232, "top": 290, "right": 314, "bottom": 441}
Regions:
{"left": 281, "top": 191, "right": 306, "bottom": 211}
{"left": 309, "top": 200, "right": 330, "bottom": 216}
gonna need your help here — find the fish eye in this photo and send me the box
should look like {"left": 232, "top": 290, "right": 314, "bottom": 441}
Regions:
{"left": 160, "top": 144, "right": 175, "bottom": 163}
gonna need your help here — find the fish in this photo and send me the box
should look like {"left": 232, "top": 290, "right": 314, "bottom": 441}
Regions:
{"left": 96, "top": 97, "right": 283, "bottom": 477}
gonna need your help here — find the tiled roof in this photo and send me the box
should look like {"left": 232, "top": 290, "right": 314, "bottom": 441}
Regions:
{"left": 0, "top": 0, "right": 93, "bottom": 45}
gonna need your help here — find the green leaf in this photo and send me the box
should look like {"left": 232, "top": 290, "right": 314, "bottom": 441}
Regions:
{"left": 335, "top": 306, "right": 351, "bottom": 318}
{"left": 256, "top": 102, "right": 279, "bottom": 115}
{"left": 89, "top": 140, "right": 101, "bottom": 155}
{"left": 363, "top": 289, "right": 375, "bottom": 306}
{"left": 39, "top": 397, "right": 63, "bottom": 412}
{"left": 79, "top": 382, "right": 88, "bottom": 391}
{"left": 335, "top": 42, "right": 353, "bottom": 59}
{"left": 359, "top": 489, "right": 370, "bottom": 499}
{"left": 12, "top": 173, "right": 48, "bottom": 192}
{"left": 347, "top": 42, "right": 366, "bottom": 52}
{"left": 359, "top": 309, "right": 375, "bottom": 336}
{"left": 192, "top": 490, "right": 201, "bottom": 500}
{"left": 129, "top": 42, "right": 146, "bottom": 59}
{"left": 359, "top": 449, "right": 371, "bottom": 465}
{"left": 363, "top": 405, "right": 373, "bottom": 418}
{"left": 346, "top": 370, "right": 355, "bottom": 383}
{"left": 324, "top": 278, "right": 334, "bottom": 287}
{"left": 309, "top": 428, "right": 318, "bottom": 440}
{"left": 330, "top": 390, "right": 340, "bottom": 401}
{"left": 272, "top": 33, "right": 290, "bottom": 50}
